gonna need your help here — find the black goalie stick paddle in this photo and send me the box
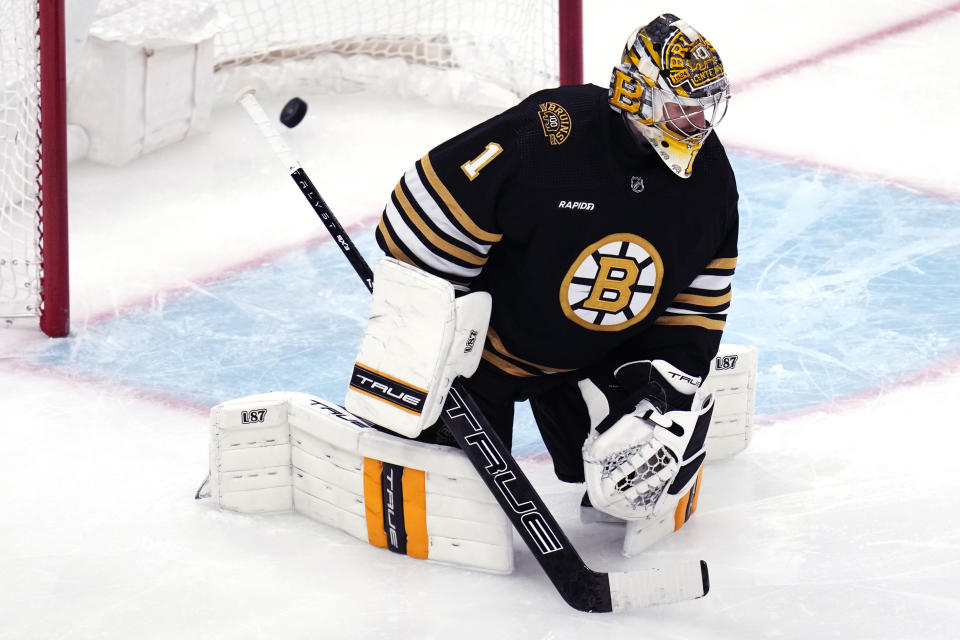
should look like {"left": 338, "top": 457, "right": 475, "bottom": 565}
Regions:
{"left": 237, "top": 89, "right": 709, "bottom": 612}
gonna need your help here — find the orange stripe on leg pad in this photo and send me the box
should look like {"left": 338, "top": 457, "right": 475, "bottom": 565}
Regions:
{"left": 364, "top": 457, "right": 429, "bottom": 559}
{"left": 673, "top": 467, "right": 704, "bottom": 532}
{"left": 673, "top": 494, "right": 691, "bottom": 532}
{"left": 363, "top": 458, "right": 388, "bottom": 549}
{"left": 401, "top": 468, "right": 428, "bottom": 559}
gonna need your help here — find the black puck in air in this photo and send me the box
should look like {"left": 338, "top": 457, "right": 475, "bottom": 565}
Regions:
{"left": 280, "top": 97, "right": 308, "bottom": 128}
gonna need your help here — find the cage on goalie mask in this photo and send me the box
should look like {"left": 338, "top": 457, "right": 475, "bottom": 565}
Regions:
{"left": 609, "top": 14, "right": 730, "bottom": 178}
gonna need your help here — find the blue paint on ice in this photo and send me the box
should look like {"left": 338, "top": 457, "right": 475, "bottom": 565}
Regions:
{"left": 32, "top": 154, "right": 960, "bottom": 455}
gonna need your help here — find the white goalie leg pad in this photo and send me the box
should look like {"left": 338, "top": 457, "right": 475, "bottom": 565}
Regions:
{"left": 206, "top": 391, "right": 513, "bottom": 574}
{"left": 208, "top": 392, "right": 295, "bottom": 513}
{"left": 701, "top": 344, "right": 758, "bottom": 460}
{"left": 289, "top": 393, "right": 513, "bottom": 574}
{"left": 344, "top": 258, "right": 491, "bottom": 438}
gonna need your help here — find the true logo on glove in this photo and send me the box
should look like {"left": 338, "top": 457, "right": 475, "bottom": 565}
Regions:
{"left": 668, "top": 370, "right": 702, "bottom": 386}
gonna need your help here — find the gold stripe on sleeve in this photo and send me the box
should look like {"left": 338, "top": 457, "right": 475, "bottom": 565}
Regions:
{"left": 377, "top": 219, "right": 415, "bottom": 266}
{"left": 419, "top": 153, "right": 503, "bottom": 244}
{"left": 394, "top": 184, "right": 487, "bottom": 266}
{"left": 706, "top": 257, "right": 738, "bottom": 270}
{"left": 654, "top": 315, "right": 727, "bottom": 331}
{"left": 673, "top": 290, "right": 732, "bottom": 307}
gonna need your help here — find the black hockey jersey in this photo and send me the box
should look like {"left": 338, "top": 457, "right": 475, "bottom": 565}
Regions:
{"left": 375, "top": 84, "right": 738, "bottom": 383}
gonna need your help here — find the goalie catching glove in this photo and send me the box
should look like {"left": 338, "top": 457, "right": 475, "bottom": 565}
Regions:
{"left": 582, "top": 360, "right": 713, "bottom": 545}
{"left": 345, "top": 258, "right": 491, "bottom": 438}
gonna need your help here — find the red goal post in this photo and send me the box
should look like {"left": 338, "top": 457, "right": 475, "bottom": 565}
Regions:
{"left": 0, "top": 0, "right": 582, "bottom": 338}
{"left": 1, "top": 0, "right": 69, "bottom": 337}
{"left": 559, "top": 0, "right": 584, "bottom": 86}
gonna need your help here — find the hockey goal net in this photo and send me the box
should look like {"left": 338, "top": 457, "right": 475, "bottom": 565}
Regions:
{"left": 1, "top": 0, "right": 581, "bottom": 337}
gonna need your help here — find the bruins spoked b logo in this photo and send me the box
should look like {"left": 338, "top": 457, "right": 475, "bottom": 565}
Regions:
{"left": 560, "top": 233, "right": 663, "bottom": 331}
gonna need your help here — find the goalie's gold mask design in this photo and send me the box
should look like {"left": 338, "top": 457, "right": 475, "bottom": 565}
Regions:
{"left": 609, "top": 14, "right": 730, "bottom": 178}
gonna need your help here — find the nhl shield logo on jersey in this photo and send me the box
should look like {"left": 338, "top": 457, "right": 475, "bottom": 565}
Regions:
{"left": 537, "top": 102, "right": 572, "bottom": 145}
{"left": 559, "top": 233, "right": 663, "bottom": 331}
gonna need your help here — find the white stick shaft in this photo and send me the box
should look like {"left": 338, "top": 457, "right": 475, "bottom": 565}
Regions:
{"left": 236, "top": 89, "right": 302, "bottom": 175}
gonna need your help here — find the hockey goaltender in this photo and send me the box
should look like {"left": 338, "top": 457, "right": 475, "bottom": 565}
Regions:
{"left": 200, "top": 13, "right": 757, "bottom": 611}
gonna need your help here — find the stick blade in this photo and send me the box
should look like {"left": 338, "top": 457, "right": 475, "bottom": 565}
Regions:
{"left": 607, "top": 560, "right": 709, "bottom": 611}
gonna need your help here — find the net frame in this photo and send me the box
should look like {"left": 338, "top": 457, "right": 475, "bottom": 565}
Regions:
{"left": 0, "top": 0, "right": 69, "bottom": 337}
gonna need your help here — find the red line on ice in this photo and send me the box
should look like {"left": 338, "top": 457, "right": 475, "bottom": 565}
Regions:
{"left": 734, "top": 2, "right": 960, "bottom": 93}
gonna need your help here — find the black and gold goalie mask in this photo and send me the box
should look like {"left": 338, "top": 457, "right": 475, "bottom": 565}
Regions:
{"left": 609, "top": 13, "right": 731, "bottom": 178}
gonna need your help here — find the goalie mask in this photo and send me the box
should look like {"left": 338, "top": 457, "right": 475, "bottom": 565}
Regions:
{"left": 609, "top": 14, "right": 730, "bottom": 178}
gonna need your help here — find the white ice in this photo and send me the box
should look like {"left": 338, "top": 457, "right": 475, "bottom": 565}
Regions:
{"left": 2, "top": 1, "right": 959, "bottom": 638}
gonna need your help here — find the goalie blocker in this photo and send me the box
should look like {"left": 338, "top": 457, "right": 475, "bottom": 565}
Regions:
{"left": 344, "top": 258, "right": 491, "bottom": 438}
{"left": 204, "top": 392, "right": 513, "bottom": 574}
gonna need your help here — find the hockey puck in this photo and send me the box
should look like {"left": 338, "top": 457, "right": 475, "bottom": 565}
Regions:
{"left": 280, "top": 97, "right": 308, "bottom": 128}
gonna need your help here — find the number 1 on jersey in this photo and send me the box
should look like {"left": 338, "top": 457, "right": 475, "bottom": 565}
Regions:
{"left": 460, "top": 142, "right": 503, "bottom": 181}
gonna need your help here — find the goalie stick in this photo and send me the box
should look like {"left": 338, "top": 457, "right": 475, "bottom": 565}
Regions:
{"left": 236, "top": 88, "right": 709, "bottom": 612}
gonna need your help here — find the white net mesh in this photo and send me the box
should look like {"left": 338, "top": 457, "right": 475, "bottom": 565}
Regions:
{"left": 84, "top": 0, "right": 559, "bottom": 104}
{"left": 0, "top": 0, "right": 42, "bottom": 320}
{"left": 211, "top": 0, "right": 560, "bottom": 101}
{"left": 1, "top": 0, "right": 562, "bottom": 326}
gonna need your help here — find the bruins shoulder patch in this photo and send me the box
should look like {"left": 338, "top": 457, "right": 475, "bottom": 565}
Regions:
{"left": 537, "top": 102, "right": 572, "bottom": 146}
{"left": 559, "top": 233, "right": 663, "bottom": 331}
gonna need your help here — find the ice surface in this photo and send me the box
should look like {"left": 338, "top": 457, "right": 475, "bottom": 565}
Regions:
{"left": 2, "top": 2, "right": 960, "bottom": 638}
{"left": 19, "top": 154, "right": 960, "bottom": 432}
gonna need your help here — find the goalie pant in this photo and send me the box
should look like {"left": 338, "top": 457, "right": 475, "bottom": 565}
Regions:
{"left": 205, "top": 391, "right": 514, "bottom": 574}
